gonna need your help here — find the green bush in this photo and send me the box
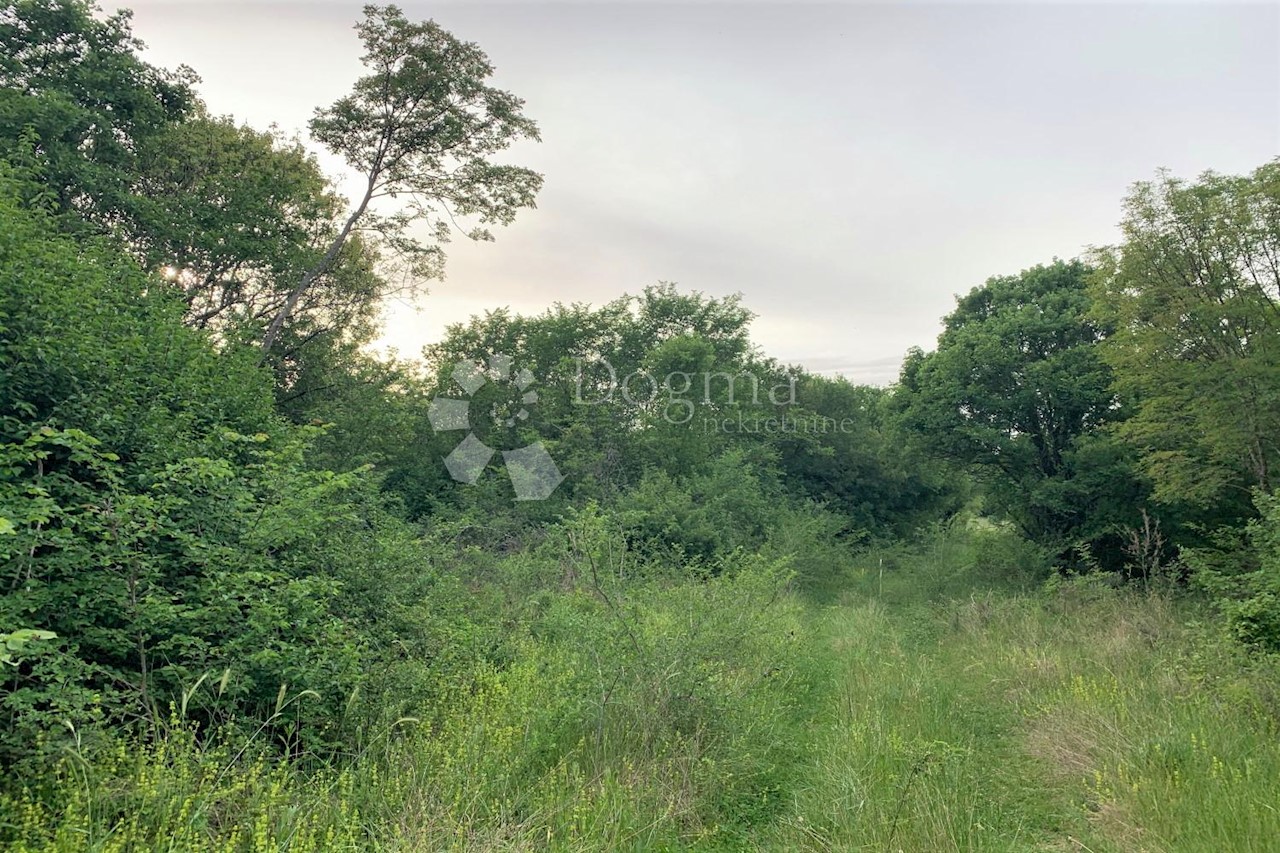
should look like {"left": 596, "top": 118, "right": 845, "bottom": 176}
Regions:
{"left": 845, "top": 518, "right": 1051, "bottom": 607}
{"left": 613, "top": 448, "right": 784, "bottom": 563}
{"left": 1190, "top": 490, "right": 1280, "bottom": 652}
{"left": 0, "top": 174, "right": 485, "bottom": 768}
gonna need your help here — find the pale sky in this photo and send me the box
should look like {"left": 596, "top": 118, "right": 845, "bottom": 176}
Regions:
{"left": 119, "top": 1, "right": 1280, "bottom": 383}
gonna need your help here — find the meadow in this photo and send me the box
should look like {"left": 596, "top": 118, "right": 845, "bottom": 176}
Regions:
{"left": 8, "top": 524, "right": 1279, "bottom": 852}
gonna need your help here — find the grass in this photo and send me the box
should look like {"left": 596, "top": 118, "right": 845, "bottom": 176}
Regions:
{"left": 6, "top": 530, "right": 1280, "bottom": 850}
{"left": 763, "top": 598, "right": 1077, "bottom": 851}
{"left": 764, "top": 544, "right": 1280, "bottom": 852}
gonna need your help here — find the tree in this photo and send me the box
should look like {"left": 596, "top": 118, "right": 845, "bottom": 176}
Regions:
{"left": 260, "top": 4, "right": 543, "bottom": 356}
{"left": 397, "top": 285, "right": 766, "bottom": 513}
{"left": 0, "top": 0, "right": 195, "bottom": 222}
{"left": 894, "top": 260, "right": 1140, "bottom": 548}
{"left": 4, "top": 2, "right": 543, "bottom": 363}
{"left": 1, "top": 2, "right": 388, "bottom": 353}
{"left": 776, "top": 376, "right": 962, "bottom": 538}
{"left": 0, "top": 170, "right": 466, "bottom": 762}
{"left": 132, "top": 114, "right": 355, "bottom": 333}
{"left": 1091, "top": 162, "right": 1280, "bottom": 512}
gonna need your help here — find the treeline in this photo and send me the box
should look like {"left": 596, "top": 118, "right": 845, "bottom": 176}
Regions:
{"left": 897, "top": 166, "right": 1280, "bottom": 646}
{"left": 1, "top": 0, "right": 1278, "bottom": 847}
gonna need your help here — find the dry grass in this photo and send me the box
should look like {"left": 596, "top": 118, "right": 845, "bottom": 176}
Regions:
{"left": 1026, "top": 707, "right": 1105, "bottom": 779}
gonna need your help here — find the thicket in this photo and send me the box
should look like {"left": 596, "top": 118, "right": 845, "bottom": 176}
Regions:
{"left": 2, "top": 1, "right": 1279, "bottom": 848}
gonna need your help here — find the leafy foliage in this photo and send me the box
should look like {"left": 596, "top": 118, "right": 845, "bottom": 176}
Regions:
{"left": 0, "top": 0, "right": 196, "bottom": 220}
{"left": 259, "top": 3, "right": 543, "bottom": 355}
{"left": 894, "top": 260, "right": 1144, "bottom": 552}
{"left": 1091, "top": 162, "right": 1280, "bottom": 512}
{"left": 4, "top": 2, "right": 1280, "bottom": 847}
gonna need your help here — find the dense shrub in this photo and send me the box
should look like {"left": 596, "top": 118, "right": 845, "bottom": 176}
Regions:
{"left": 1189, "top": 490, "right": 1280, "bottom": 652}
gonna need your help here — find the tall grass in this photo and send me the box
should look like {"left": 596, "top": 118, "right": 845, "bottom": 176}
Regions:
{"left": 6, "top": 524, "right": 1280, "bottom": 851}
{"left": 2, "top": 552, "right": 818, "bottom": 851}
{"left": 768, "top": 531, "right": 1280, "bottom": 852}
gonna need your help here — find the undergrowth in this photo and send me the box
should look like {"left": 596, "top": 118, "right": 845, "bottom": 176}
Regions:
{"left": 6, "top": 524, "right": 1280, "bottom": 851}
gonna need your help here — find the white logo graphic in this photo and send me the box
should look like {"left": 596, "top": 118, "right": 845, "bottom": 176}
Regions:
{"left": 427, "top": 353, "right": 565, "bottom": 501}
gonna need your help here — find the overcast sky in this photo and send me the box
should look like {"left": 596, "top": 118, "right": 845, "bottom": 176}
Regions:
{"left": 119, "top": 1, "right": 1279, "bottom": 384}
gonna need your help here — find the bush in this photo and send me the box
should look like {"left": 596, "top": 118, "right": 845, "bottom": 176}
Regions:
{"left": 849, "top": 519, "right": 1052, "bottom": 606}
{"left": 0, "top": 174, "right": 486, "bottom": 769}
{"left": 613, "top": 448, "right": 784, "bottom": 563}
{"left": 1189, "top": 490, "right": 1280, "bottom": 652}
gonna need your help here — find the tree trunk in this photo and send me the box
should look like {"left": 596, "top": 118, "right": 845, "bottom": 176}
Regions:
{"left": 258, "top": 171, "right": 377, "bottom": 361}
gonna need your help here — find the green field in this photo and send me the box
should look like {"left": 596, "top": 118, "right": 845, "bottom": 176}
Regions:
{"left": 9, "top": 531, "right": 1280, "bottom": 852}
{"left": 5, "top": 4, "right": 1279, "bottom": 849}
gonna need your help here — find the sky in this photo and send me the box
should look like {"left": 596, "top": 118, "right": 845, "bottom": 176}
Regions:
{"left": 118, "top": 1, "right": 1280, "bottom": 384}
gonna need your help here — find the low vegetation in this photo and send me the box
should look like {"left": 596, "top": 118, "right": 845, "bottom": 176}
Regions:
{"left": 5, "top": 525, "right": 1280, "bottom": 851}
{"left": 3, "top": 1, "right": 1279, "bottom": 849}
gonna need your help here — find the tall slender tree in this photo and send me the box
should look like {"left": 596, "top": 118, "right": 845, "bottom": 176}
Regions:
{"left": 260, "top": 4, "right": 543, "bottom": 356}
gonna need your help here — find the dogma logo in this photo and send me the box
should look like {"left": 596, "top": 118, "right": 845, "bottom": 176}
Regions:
{"left": 427, "top": 353, "right": 565, "bottom": 500}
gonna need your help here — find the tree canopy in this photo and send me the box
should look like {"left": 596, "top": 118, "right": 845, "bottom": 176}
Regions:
{"left": 1091, "top": 163, "right": 1280, "bottom": 511}
{"left": 893, "top": 260, "right": 1140, "bottom": 548}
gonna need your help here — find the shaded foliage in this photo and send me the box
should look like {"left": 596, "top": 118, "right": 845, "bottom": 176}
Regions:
{"left": 893, "top": 260, "right": 1144, "bottom": 553}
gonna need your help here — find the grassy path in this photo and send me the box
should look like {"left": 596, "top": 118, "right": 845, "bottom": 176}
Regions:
{"left": 756, "top": 582, "right": 1280, "bottom": 852}
{"left": 10, "top": 567, "right": 1280, "bottom": 851}
{"left": 759, "top": 599, "right": 1077, "bottom": 851}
